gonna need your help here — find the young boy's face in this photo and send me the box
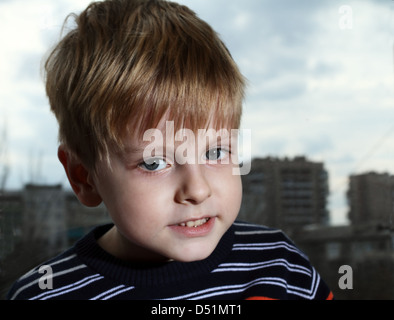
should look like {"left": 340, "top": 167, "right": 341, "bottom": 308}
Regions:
{"left": 91, "top": 117, "right": 242, "bottom": 263}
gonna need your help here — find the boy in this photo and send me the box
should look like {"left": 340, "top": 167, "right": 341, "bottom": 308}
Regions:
{"left": 8, "top": 0, "right": 333, "bottom": 300}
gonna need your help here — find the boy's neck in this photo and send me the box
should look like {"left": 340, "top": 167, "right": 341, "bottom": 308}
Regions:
{"left": 97, "top": 225, "right": 172, "bottom": 263}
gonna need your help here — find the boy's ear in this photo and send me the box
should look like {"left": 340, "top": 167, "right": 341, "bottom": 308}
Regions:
{"left": 58, "top": 146, "right": 102, "bottom": 207}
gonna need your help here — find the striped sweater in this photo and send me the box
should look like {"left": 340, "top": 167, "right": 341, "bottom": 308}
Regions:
{"left": 7, "top": 221, "right": 333, "bottom": 300}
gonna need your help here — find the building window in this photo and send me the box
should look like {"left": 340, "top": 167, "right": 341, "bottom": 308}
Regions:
{"left": 326, "top": 242, "right": 341, "bottom": 260}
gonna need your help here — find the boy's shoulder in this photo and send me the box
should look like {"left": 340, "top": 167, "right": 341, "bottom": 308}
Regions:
{"left": 6, "top": 224, "right": 123, "bottom": 300}
{"left": 231, "top": 220, "right": 309, "bottom": 259}
{"left": 232, "top": 220, "right": 299, "bottom": 243}
{"left": 232, "top": 220, "right": 288, "bottom": 234}
{"left": 230, "top": 220, "right": 333, "bottom": 300}
{"left": 6, "top": 247, "right": 86, "bottom": 300}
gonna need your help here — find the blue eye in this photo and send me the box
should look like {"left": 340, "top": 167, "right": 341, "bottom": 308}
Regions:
{"left": 140, "top": 158, "right": 167, "bottom": 171}
{"left": 205, "top": 148, "right": 225, "bottom": 161}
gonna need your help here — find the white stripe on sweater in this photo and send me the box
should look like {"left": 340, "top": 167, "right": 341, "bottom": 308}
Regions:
{"left": 100, "top": 286, "right": 135, "bottom": 300}
{"left": 233, "top": 221, "right": 270, "bottom": 229}
{"left": 212, "top": 258, "right": 312, "bottom": 276}
{"left": 29, "top": 274, "right": 103, "bottom": 300}
{"left": 165, "top": 277, "right": 289, "bottom": 300}
{"left": 90, "top": 285, "right": 135, "bottom": 300}
{"left": 234, "top": 229, "right": 283, "bottom": 236}
{"left": 19, "top": 253, "right": 78, "bottom": 281}
{"left": 10, "top": 264, "right": 87, "bottom": 300}
{"left": 287, "top": 268, "right": 320, "bottom": 299}
{"left": 232, "top": 241, "right": 309, "bottom": 260}
{"left": 167, "top": 273, "right": 320, "bottom": 300}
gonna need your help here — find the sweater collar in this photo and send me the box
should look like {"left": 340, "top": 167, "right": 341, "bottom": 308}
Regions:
{"left": 74, "top": 223, "right": 235, "bottom": 287}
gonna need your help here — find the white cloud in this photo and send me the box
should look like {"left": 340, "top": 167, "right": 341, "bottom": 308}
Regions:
{"left": 0, "top": 0, "right": 93, "bottom": 189}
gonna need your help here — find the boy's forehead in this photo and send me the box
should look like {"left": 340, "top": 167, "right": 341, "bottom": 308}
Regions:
{"left": 119, "top": 120, "right": 237, "bottom": 152}
{"left": 128, "top": 110, "right": 236, "bottom": 137}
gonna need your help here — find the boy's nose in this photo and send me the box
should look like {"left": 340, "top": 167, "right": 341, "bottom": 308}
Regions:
{"left": 175, "top": 164, "right": 212, "bottom": 205}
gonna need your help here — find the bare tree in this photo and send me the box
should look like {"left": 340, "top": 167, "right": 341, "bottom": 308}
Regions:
{"left": 0, "top": 119, "right": 10, "bottom": 192}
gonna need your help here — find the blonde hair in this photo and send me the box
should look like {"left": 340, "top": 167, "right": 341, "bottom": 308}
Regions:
{"left": 45, "top": 0, "right": 246, "bottom": 169}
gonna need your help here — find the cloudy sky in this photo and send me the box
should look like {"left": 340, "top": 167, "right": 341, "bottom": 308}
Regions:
{"left": 0, "top": 0, "right": 393, "bottom": 225}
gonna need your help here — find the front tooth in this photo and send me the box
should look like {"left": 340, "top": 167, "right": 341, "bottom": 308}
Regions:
{"left": 186, "top": 221, "right": 195, "bottom": 227}
{"left": 179, "top": 218, "right": 209, "bottom": 227}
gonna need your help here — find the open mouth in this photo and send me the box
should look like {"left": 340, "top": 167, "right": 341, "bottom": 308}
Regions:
{"left": 170, "top": 217, "right": 215, "bottom": 237}
{"left": 177, "top": 217, "right": 211, "bottom": 228}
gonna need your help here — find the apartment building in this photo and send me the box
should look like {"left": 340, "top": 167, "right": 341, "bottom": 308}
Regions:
{"left": 238, "top": 156, "right": 329, "bottom": 232}
{"left": 347, "top": 172, "right": 394, "bottom": 227}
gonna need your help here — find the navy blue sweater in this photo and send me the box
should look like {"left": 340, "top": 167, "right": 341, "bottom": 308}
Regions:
{"left": 7, "top": 221, "right": 333, "bottom": 300}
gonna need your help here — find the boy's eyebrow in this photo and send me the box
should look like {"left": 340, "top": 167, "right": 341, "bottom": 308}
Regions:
{"left": 116, "top": 145, "right": 147, "bottom": 160}
{"left": 120, "top": 141, "right": 168, "bottom": 156}
{"left": 123, "top": 146, "right": 146, "bottom": 154}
